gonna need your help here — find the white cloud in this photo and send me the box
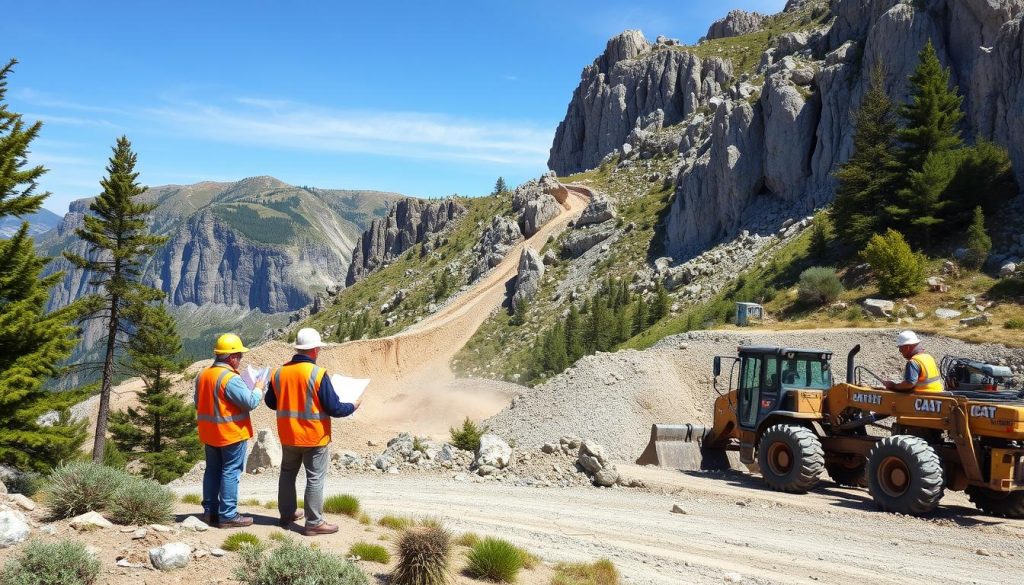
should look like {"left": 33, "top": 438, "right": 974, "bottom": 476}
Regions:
{"left": 143, "top": 98, "right": 553, "bottom": 167}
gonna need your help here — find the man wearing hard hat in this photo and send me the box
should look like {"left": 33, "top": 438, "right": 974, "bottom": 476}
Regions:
{"left": 882, "top": 330, "right": 944, "bottom": 393}
{"left": 194, "top": 333, "right": 263, "bottom": 528}
{"left": 265, "top": 327, "right": 361, "bottom": 536}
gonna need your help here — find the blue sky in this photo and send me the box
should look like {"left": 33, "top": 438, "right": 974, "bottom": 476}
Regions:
{"left": 3, "top": 0, "right": 785, "bottom": 213}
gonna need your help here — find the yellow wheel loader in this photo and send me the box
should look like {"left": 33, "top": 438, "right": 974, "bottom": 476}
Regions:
{"left": 637, "top": 345, "right": 1024, "bottom": 517}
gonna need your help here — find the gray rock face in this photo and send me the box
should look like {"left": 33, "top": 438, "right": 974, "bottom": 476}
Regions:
{"left": 548, "top": 31, "right": 732, "bottom": 175}
{"left": 0, "top": 509, "right": 30, "bottom": 548}
{"left": 562, "top": 223, "right": 616, "bottom": 258}
{"left": 512, "top": 248, "right": 545, "bottom": 309}
{"left": 245, "top": 428, "right": 283, "bottom": 473}
{"left": 474, "top": 434, "right": 513, "bottom": 470}
{"left": 862, "top": 299, "right": 895, "bottom": 317}
{"left": 706, "top": 10, "right": 765, "bottom": 40}
{"left": 474, "top": 216, "right": 523, "bottom": 276}
{"left": 576, "top": 440, "right": 619, "bottom": 487}
{"left": 575, "top": 193, "right": 617, "bottom": 227}
{"left": 347, "top": 198, "right": 466, "bottom": 285}
{"left": 522, "top": 195, "right": 562, "bottom": 238}
{"left": 762, "top": 74, "right": 820, "bottom": 200}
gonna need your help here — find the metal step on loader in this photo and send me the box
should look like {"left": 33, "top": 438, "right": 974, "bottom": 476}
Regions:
{"left": 638, "top": 344, "right": 1024, "bottom": 517}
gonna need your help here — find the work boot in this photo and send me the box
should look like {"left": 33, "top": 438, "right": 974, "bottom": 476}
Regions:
{"left": 217, "top": 515, "right": 254, "bottom": 529}
{"left": 304, "top": 521, "right": 339, "bottom": 536}
{"left": 279, "top": 510, "right": 304, "bottom": 527}
{"left": 202, "top": 512, "right": 218, "bottom": 526}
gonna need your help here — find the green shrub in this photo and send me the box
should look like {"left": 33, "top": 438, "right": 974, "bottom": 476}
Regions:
{"left": 860, "top": 229, "right": 926, "bottom": 297}
{"left": 108, "top": 477, "right": 175, "bottom": 525}
{"left": 0, "top": 539, "right": 102, "bottom": 585}
{"left": 3, "top": 473, "right": 43, "bottom": 497}
{"left": 455, "top": 532, "right": 480, "bottom": 547}
{"left": 1004, "top": 317, "right": 1024, "bottom": 330}
{"left": 797, "top": 267, "right": 845, "bottom": 306}
{"left": 390, "top": 526, "right": 452, "bottom": 585}
{"left": 349, "top": 541, "right": 391, "bottom": 563}
{"left": 962, "top": 206, "right": 992, "bottom": 270}
{"left": 449, "top": 417, "right": 487, "bottom": 452}
{"left": 323, "top": 494, "right": 360, "bottom": 517}
{"left": 378, "top": 515, "right": 412, "bottom": 530}
{"left": 234, "top": 537, "right": 367, "bottom": 585}
{"left": 180, "top": 493, "right": 202, "bottom": 505}
{"left": 465, "top": 537, "right": 522, "bottom": 582}
{"left": 222, "top": 532, "right": 262, "bottom": 552}
{"left": 44, "top": 462, "right": 130, "bottom": 519}
{"left": 552, "top": 559, "right": 620, "bottom": 585}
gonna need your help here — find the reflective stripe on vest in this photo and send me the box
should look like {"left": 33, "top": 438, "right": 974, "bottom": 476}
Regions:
{"left": 273, "top": 362, "right": 330, "bottom": 447}
{"left": 912, "top": 353, "right": 944, "bottom": 393}
{"left": 195, "top": 364, "right": 253, "bottom": 447}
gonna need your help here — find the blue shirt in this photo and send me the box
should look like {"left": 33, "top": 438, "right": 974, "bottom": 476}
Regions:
{"left": 903, "top": 347, "right": 924, "bottom": 385}
{"left": 194, "top": 361, "right": 262, "bottom": 412}
{"left": 264, "top": 354, "right": 356, "bottom": 418}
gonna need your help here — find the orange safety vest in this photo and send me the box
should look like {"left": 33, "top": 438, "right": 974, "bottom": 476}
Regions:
{"left": 273, "top": 361, "right": 330, "bottom": 447}
{"left": 911, "top": 353, "right": 944, "bottom": 393}
{"left": 195, "top": 364, "right": 253, "bottom": 447}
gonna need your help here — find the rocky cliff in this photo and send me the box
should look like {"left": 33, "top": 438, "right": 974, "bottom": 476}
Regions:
{"left": 0, "top": 208, "right": 61, "bottom": 239}
{"left": 548, "top": 0, "right": 1024, "bottom": 260}
{"left": 346, "top": 198, "right": 466, "bottom": 285}
{"left": 705, "top": 10, "right": 765, "bottom": 40}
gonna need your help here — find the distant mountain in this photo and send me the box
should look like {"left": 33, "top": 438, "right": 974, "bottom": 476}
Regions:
{"left": 41, "top": 176, "right": 405, "bottom": 368}
{"left": 0, "top": 208, "right": 61, "bottom": 238}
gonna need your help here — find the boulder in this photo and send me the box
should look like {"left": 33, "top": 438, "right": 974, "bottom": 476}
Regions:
{"left": 386, "top": 433, "right": 416, "bottom": 459}
{"left": 706, "top": 10, "right": 765, "bottom": 40}
{"left": 245, "top": 428, "right": 282, "bottom": 473}
{"left": 522, "top": 194, "right": 562, "bottom": 237}
{"left": 474, "top": 216, "right": 523, "bottom": 274}
{"left": 541, "top": 443, "right": 558, "bottom": 454}
{"left": 511, "top": 248, "right": 545, "bottom": 308}
{"left": 575, "top": 194, "right": 617, "bottom": 227}
{"left": 960, "top": 314, "right": 989, "bottom": 327}
{"left": 375, "top": 455, "right": 396, "bottom": 472}
{"left": 862, "top": 299, "right": 895, "bottom": 318}
{"left": 331, "top": 451, "right": 360, "bottom": 467}
{"left": 8, "top": 494, "right": 35, "bottom": 512}
{"left": 935, "top": 308, "right": 963, "bottom": 320}
{"left": 0, "top": 509, "right": 30, "bottom": 548}
{"left": 1001, "top": 262, "right": 1017, "bottom": 277}
{"left": 180, "top": 516, "right": 209, "bottom": 532}
{"left": 69, "top": 511, "right": 113, "bottom": 531}
{"left": 594, "top": 468, "right": 620, "bottom": 487}
{"left": 150, "top": 542, "right": 192, "bottom": 571}
{"left": 562, "top": 224, "right": 615, "bottom": 258}
{"left": 437, "top": 444, "right": 459, "bottom": 463}
{"left": 578, "top": 440, "right": 610, "bottom": 470}
{"left": 474, "top": 434, "right": 513, "bottom": 470}
{"left": 776, "top": 31, "right": 811, "bottom": 56}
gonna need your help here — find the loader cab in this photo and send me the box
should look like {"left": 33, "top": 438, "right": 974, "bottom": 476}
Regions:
{"left": 733, "top": 346, "right": 832, "bottom": 430}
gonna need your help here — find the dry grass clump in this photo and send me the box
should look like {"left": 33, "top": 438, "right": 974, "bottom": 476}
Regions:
{"left": 455, "top": 532, "right": 480, "bottom": 547}
{"left": 465, "top": 537, "right": 522, "bottom": 582}
{"left": 323, "top": 494, "right": 360, "bottom": 517}
{"left": 107, "top": 478, "right": 174, "bottom": 525}
{"left": 0, "top": 539, "right": 101, "bottom": 585}
{"left": 551, "top": 559, "right": 619, "bottom": 585}
{"left": 349, "top": 541, "right": 391, "bottom": 563}
{"left": 378, "top": 515, "right": 412, "bottom": 530}
{"left": 390, "top": 526, "right": 453, "bottom": 585}
{"left": 180, "top": 493, "right": 202, "bottom": 505}
{"left": 45, "top": 461, "right": 173, "bottom": 524}
{"left": 222, "top": 531, "right": 261, "bottom": 552}
{"left": 234, "top": 537, "right": 366, "bottom": 585}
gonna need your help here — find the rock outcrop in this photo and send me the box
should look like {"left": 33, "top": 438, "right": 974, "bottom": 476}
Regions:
{"left": 549, "top": 1, "right": 1024, "bottom": 261}
{"left": 511, "top": 248, "right": 544, "bottom": 309}
{"left": 474, "top": 216, "right": 523, "bottom": 276}
{"left": 548, "top": 31, "right": 733, "bottom": 175}
{"left": 575, "top": 193, "right": 617, "bottom": 227}
{"left": 706, "top": 10, "right": 765, "bottom": 40}
{"left": 346, "top": 198, "right": 466, "bottom": 285}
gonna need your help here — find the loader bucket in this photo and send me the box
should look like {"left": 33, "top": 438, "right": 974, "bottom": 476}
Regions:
{"left": 636, "top": 424, "right": 733, "bottom": 471}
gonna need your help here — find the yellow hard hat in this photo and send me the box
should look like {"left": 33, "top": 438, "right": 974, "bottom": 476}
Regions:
{"left": 213, "top": 333, "right": 249, "bottom": 355}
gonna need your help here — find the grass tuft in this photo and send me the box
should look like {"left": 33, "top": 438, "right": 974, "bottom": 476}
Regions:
{"left": 378, "top": 515, "right": 412, "bottom": 530}
{"left": 349, "top": 542, "right": 391, "bottom": 564}
{"left": 222, "top": 531, "right": 261, "bottom": 552}
{"left": 324, "top": 494, "right": 360, "bottom": 517}
{"left": 391, "top": 526, "right": 452, "bottom": 585}
{"left": 44, "top": 462, "right": 129, "bottom": 519}
{"left": 263, "top": 500, "right": 278, "bottom": 510}
{"left": 234, "top": 537, "right": 366, "bottom": 585}
{"left": 552, "top": 559, "right": 620, "bottom": 585}
{"left": 268, "top": 530, "right": 288, "bottom": 542}
{"left": 358, "top": 513, "right": 371, "bottom": 525}
{"left": 0, "top": 539, "right": 101, "bottom": 585}
{"left": 107, "top": 478, "right": 175, "bottom": 525}
{"left": 180, "top": 493, "right": 202, "bottom": 505}
{"left": 465, "top": 537, "right": 522, "bottom": 583}
{"left": 455, "top": 532, "right": 480, "bottom": 547}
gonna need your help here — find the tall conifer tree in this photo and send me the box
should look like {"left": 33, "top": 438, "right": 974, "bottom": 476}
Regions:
{"left": 65, "top": 136, "right": 168, "bottom": 462}
{"left": 0, "top": 59, "right": 86, "bottom": 471}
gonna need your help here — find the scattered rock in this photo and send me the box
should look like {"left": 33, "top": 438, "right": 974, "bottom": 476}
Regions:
{"left": 862, "top": 299, "right": 895, "bottom": 318}
{"left": 541, "top": 443, "right": 558, "bottom": 454}
{"left": 960, "top": 314, "right": 989, "bottom": 327}
{"left": 724, "top": 573, "right": 745, "bottom": 583}
{"left": 575, "top": 193, "right": 617, "bottom": 227}
{"left": 132, "top": 528, "right": 148, "bottom": 539}
{"left": 1001, "top": 262, "right": 1017, "bottom": 277}
{"left": 0, "top": 509, "right": 30, "bottom": 548}
{"left": 150, "top": 542, "right": 192, "bottom": 570}
{"left": 7, "top": 493, "right": 35, "bottom": 511}
{"left": 194, "top": 549, "right": 209, "bottom": 560}
{"left": 246, "top": 428, "right": 283, "bottom": 473}
{"left": 935, "top": 308, "right": 963, "bottom": 320}
{"left": 475, "top": 434, "right": 513, "bottom": 470}
{"left": 211, "top": 548, "right": 227, "bottom": 557}
{"left": 671, "top": 504, "right": 687, "bottom": 514}
{"left": 976, "top": 548, "right": 991, "bottom": 557}
{"left": 70, "top": 511, "right": 113, "bottom": 531}
{"left": 180, "top": 515, "right": 209, "bottom": 532}
{"left": 116, "top": 559, "right": 147, "bottom": 569}
{"left": 150, "top": 524, "right": 172, "bottom": 533}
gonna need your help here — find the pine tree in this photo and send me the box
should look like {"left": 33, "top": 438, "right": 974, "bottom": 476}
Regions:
{"left": 651, "top": 280, "right": 670, "bottom": 323}
{"left": 0, "top": 59, "right": 87, "bottom": 472}
{"left": 809, "top": 211, "right": 831, "bottom": 260}
{"left": 615, "top": 304, "right": 632, "bottom": 344}
{"left": 632, "top": 297, "right": 649, "bottom": 336}
{"left": 109, "top": 303, "right": 200, "bottom": 483}
{"left": 64, "top": 136, "right": 168, "bottom": 462}
{"left": 897, "top": 41, "right": 963, "bottom": 171}
{"left": 962, "top": 207, "right": 992, "bottom": 270}
{"left": 833, "top": 67, "right": 902, "bottom": 246}
{"left": 493, "top": 177, "right": 507, "bottom": 195}
{"left": 549, "top": 323, "right": 568, "bottom": 373}
{"left": 564, "top": 304, "right": 583, "bottom": 362}
{"left": 511, "top": 297, "right": 529, "bottom": 326}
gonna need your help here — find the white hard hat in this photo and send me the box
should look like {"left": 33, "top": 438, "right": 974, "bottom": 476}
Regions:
{"left": 896, "top": 330, "right": 921, "bottom": 347}
{"left": 294, "top": 328, "right": 322, "bottom": 350}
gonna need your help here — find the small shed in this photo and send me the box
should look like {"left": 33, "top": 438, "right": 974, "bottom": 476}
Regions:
{"left": 735, "top": 302, "right": 764, "bottom": 326}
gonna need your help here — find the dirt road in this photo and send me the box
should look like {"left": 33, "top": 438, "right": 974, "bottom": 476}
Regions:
{"left": 176, "top": 465, "right": 1024, "bottom": 585}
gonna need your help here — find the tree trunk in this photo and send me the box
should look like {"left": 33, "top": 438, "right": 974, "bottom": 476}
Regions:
{"left": 91, "top": 294, "right": 118, "bottom": 462}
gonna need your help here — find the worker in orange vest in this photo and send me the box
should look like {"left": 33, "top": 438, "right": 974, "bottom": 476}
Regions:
{"left": 265, "top": 328, "right": 361, "bottom": 536}
{"left": 194, "top": 333, "right": 263, "bottom": 528}
{"left": 883, "top": 330, "right": 945, "bottom": 393}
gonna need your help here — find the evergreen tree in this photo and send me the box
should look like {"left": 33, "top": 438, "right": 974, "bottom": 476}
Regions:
{"left": 632, "top": 297, "right": 649, "bottom": 336}
{"left": 493, "top": 177, "right": 507, "bottom": 195}
{"left": 511, "top": 297, "right": 529, "bottom": 326}
{"left": 895, "top": 150, "right": 957, "bottom": 247}
{"left": 962, "top": 206, "right": 992, "bottom": 270}
{"left": 833, "top": 67, "right": 902, "bottom": 246}
{"left": 615, "top": 304, "right": 632, "bottom": 344}
{"left": 897, "top": 41, "right": 963, "bottom": 170}
{"left": 109, "top": 303, "right": 200, "bottom": 483}
{"left": 549, "top": 323, "right": 568, "bottom": 373}
{"left": 564, "top": 304, "right": 583, "bottom": 362}
{"left": 0, "top": 59, "right": 87, "bottom": 472}
{"left": 64, "top": 136, "right": 168, "bottom": 462}
{"left": 651, "top": 280, "right": 670, "bottom": 323}
{"left": 809, "top": 211, "right": 831, "bottom": 260}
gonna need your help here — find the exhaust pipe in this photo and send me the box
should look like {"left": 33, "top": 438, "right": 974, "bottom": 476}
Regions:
{"left": 846, "top": 344, "right": 861, "bottom": 384}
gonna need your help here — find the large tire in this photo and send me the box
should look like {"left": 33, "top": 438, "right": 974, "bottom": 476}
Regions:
{"left": 966, "top": 486, "right": 1024, "bottom": 519}
{"left": 866, "top": 435, "right": 944, "bottom": 516}
{"left": 757, "top": 425, "right": 824, "bottom": 493}
{"left": 825, "top": 457, "right": 868, "bottom": 488}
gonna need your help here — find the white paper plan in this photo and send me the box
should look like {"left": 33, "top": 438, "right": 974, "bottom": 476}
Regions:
{"left": 330, "top": 374, "right": 370, "bottom": 404}
{"left": 240, "top": 365, "right": 270, "bottom": 391}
